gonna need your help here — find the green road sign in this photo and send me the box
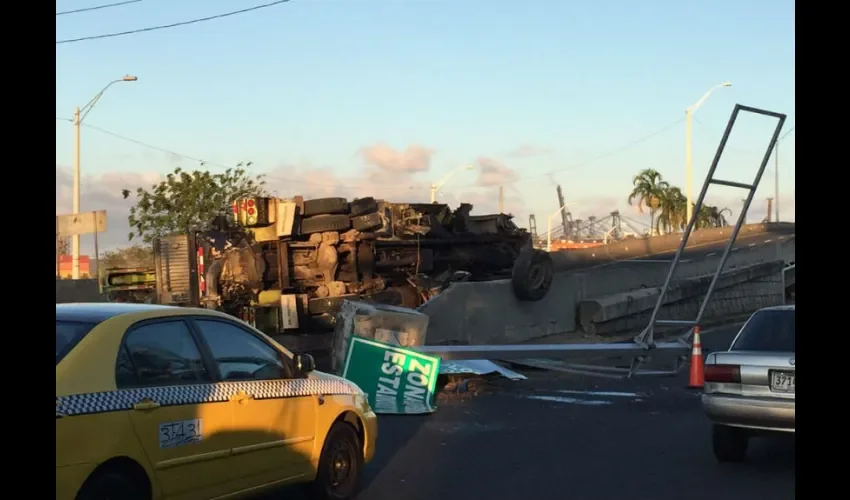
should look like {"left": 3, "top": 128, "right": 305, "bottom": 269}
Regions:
{"left": 342, "top": 336, "right": 441, "bottom": 415}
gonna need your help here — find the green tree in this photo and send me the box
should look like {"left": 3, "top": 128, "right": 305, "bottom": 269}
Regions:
{"left": 627, "top": 169, "right": 668, "bottom": 235}
{"left": 126, "top": 166, "right": 266, "bottom": 243}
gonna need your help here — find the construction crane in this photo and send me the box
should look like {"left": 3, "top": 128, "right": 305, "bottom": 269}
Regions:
{"left": 555, "top": 185, "right": 573, "bottom": 239}
{"left": 528, "top": 214, "right": 538, "bottom": 241}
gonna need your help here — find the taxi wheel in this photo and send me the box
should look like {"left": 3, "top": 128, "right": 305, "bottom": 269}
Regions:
{"left": 308, "top": 422, "right": 363, "bottom": 500}
{"left": 77, "top": 470, "right": 146, "bottom": 500}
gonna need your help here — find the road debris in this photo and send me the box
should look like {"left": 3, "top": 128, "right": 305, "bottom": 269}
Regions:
{"left": 440, "top": 359, "right": 527, "bottom": 380}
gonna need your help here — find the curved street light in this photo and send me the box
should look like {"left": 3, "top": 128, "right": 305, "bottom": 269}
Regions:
{"left": 685, "top": 81, "right": 732, "bottom": 225}
{"left": 429, "top": 164, "right": 475, "bottom": 203}
{"left": 71, "top": 75, "right": 138, "bottom": 279}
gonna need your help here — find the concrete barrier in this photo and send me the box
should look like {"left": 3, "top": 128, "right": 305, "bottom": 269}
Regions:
{"left": 573, "top": 237, "right": 793, "bottom": 299}
{"left": 551, "top": 222, "right": 795, "bottom": 270}
{"left": 418, "top": 273, "right": 581, "bottom": 346}
{"left": 420, "top": 235, "right": 793, "bottom": 346}
{"left": 578, "top": 260, "right": 785, "bottom": 336}
{"left": 56, "top": 279, "right": 105, "bottom": 304}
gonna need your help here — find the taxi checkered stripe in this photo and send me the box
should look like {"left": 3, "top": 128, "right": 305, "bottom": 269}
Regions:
{"left": 56, "top": 378, "right": 360, "bottom": 417}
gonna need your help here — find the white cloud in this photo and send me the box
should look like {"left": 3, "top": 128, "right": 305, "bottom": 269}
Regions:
{"left": 359, "top": 143, "right": 435, "bottom": 173}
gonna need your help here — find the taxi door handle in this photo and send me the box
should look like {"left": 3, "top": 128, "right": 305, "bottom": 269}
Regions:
{"left": 132, "top": 399, "right": 161, "bottom": 411}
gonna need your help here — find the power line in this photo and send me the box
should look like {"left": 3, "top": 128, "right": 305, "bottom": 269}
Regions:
{"left": 506, "top": 118, "right": 686, "bottom": 186}
{"left": 54, "top": 117, "right": 420, "bottom": 192}
{"left": 56, "top": 0, "right": 290, "bottom": 44}
{"left": 56, "top": 0, "right": 142, "bottom": 16}
{"left": 691, "top": 116, "right": 761, "bottom": 155}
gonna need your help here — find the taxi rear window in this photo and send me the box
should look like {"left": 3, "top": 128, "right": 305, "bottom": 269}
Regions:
{"left": 56, "top": 321, "right": 97, "bottom": 364}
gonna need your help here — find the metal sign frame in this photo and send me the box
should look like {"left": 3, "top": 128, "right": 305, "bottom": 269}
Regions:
{"left": 635, "top": 104, "right": 787, "bottom": 349}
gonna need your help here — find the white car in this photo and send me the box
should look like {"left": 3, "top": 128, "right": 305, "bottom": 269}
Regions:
{"left": 702, "top": 305, "right": 795, "bottom": 462}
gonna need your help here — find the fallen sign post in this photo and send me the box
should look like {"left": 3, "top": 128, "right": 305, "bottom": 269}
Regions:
{"left": 415, "top": 341, "right": 690, "bottom": 361}
{"left": 342, "top": 336, "right": 441, "bottom": 415}
{"left": 416, "top": 341, "right": 691, "bottom": 380}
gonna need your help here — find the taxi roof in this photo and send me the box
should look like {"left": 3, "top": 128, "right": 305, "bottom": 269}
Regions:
{"left": 56, "top": 303, "right": 184, "bottom": 323}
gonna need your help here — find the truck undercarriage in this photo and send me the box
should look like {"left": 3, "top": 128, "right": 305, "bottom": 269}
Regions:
{"left": 153, "top": 196, "right": 548, "bottom": 340}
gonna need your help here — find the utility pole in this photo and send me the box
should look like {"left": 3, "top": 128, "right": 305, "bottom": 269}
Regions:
{"left": 71, "top": 75, "right": 138, "bottom": 279}
{"left": 498, "top": 185, "right": 504, "bottom": 214}
{"left": 72, "top": 106, "right": 81, "bottom": 279}
{"left": 774, "top": 142, "right": 779, "bottom": 222}
{"left": 685, "top": 107, "right": 694, "bottom": 227}
{"left": 766, "top": 198, "right": 773, "bottom": 223}
{"left": 773, "top": 126, "right": 794, "bottom": 222}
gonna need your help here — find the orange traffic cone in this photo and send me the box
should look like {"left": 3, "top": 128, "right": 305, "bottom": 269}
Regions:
{"left": 687, "top": 326, "right": 704, "bottom": 389}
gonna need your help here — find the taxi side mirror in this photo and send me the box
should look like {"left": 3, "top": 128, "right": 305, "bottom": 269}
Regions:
{"left": 294, "top": 353, "right": 315, "bottom": 374}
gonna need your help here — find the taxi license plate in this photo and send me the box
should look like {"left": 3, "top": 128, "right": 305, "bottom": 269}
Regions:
{"left": 770, "top": 370, "right": 795, "bottom": 393}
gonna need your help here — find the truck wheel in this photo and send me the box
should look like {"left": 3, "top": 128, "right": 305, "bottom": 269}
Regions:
{"left": 301, "top": 215, "right": 351, "bottom": 234}
{"left": 303, "top": 198, "right": 350, "bottom": 216}
{"left": 349, "top": 197, "right": 379, "bottom": 216}
{"left": 351, "top": 212, "right": 383, "bottom": 232}
{"left": 712, "top": 424, "right": 748, "bottom": 462}
{"left": 511, "top": 248, "right": 554, "bottom": 301}
{"left": 307, "top": 422, "right": 363, "bottom": 500}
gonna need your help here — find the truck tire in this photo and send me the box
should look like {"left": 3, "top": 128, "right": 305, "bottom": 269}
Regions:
{"left": 351, "top": 212, "right": 383, "bottom": 232}
{"left": 303, "top": 197, "right": 350, "bottom": 216}
{"left": 511, "top": 247, "right": 554, "bottom": 301}
{"left": 350, "top": 197, "right": 379, "bottom": 216}
{"left": 301, "top": 214, "right": 351, "bottom": 234}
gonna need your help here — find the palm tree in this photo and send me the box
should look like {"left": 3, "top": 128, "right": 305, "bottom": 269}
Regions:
{"left": 628, "top": 169, "right": 669, "bottom": 235}
{"left": 704, "top": 205, "right": 731, "bottom": 228}
{"left": 655, "top": 186, "right": 688, "bottom": 234}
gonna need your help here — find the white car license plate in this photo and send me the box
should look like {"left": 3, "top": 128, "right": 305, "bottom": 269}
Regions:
{"left": 770, "top": 370, "right": 795, "bottom": 393}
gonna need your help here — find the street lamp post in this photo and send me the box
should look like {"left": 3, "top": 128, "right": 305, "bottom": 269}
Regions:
{"left": 774, "top": 126, "right": 795, "bottom": 222}
{"left": 71, "top": 75, "right": 138, "bottom": 279}
{"left": 429, "top": 164, "right": 475, "bottom": 203}
{"left": 685, "top": 81, "right": 732, "bottom": 226}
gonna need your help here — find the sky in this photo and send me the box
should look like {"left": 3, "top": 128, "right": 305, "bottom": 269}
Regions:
{"left": 56, "top": 0, "right": 796, "bottom": 253}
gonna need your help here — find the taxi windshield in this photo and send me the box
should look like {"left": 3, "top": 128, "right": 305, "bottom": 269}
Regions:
{"left": 56, "top": 321, "right": 97, "bottom": 365}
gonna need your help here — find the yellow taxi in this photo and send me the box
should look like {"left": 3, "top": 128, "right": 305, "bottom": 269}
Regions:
{"left": 56, "top": 303, "right": 378, "bottom": 500}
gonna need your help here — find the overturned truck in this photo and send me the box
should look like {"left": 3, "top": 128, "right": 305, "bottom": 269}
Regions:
{"left": 154, "top": 196, "right": 553, "bottom": 353}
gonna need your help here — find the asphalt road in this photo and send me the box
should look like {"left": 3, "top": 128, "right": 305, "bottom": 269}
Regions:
{"left": 276, "top": 323, "right": 794, "bottom": 500}
{"left": 631, "top": 231, "right": 793, "bottom": 262}
{"left": 553, "top": 228, "right": 794, "bottom": 272}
